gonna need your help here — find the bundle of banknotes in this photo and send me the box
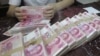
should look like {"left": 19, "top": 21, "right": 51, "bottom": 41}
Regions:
{"left": 0, "top": 33, "right": 25, "bottom": 56}
{"left": 1, "top": 8, "right": 100, "bottom": 56}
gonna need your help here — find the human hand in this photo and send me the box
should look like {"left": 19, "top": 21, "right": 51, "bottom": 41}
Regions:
{"left": 15, "top": 7, "right": 27, "bottom": 21}
{"left": 43, "top": 4, "right": 56, "bottom": 19}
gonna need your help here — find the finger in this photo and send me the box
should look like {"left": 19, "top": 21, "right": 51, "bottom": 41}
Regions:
{"left": 15, "top": 13, "right": 26, "bottom": 17}
{"left": 44, "top": 14, "right": 54, "bottom": 19}
{"left": 15, "top": 7, "right": 22, "bottom": 13}
{"left": 44, "top": 10, "right": 54, "bottom": 14}
{"left": 17, "top": 17, "right": 23, "bottom": 21}
{"left": 17, "top": 16, "right": 27, "bottom": 21}
{"left": 44, "top": 13, "right": 53, "bottom": 17}
{"left": 45, "top": 6, "right": 53, "bottom": 11}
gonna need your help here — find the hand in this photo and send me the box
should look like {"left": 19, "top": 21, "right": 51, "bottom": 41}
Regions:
{"left": 43, "top": 4, "right": 56, "bottom": 19}
{"left": 15, "top": 7, "right": 27, "bottom": 21}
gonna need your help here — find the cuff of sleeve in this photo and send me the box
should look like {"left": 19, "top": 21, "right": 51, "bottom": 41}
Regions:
{"left": 9, "top": 0, "right": 21, "bottom": 6}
